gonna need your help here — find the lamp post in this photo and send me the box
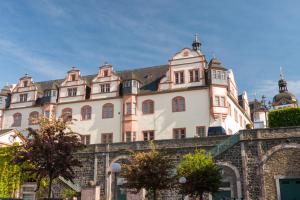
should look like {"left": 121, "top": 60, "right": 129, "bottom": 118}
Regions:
{"left": 111, "top": 163, "right": 121, "bottom": 200}
{"left": 179, "top": 177, "right": 186, "bottom": 200}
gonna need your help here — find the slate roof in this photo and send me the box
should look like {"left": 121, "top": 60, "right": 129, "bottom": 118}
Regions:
{"left": 208, "top": 58, "right": 227, "bottom": 70}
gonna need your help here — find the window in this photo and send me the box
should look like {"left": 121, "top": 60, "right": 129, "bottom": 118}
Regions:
{"left": 62, "top": 108, "right": 72, "bottom": 122}
{"left": 70, "top": 74, "right": 76, "bottom": 81}
{"left": 101, "top": 133, "right": 113, "bottom": 144}
{"left": 234, "top": 109, "right": 238, "bottom": 122}
{"left": 143, "top": 131, "right": 154, "bottom": 141}
{"left": 12, "top": 113, "right": 22, "bottom": 127}
{"left": 20, "top": 94, "right": 28, "bottom": 102}
{"left": 102, "top": 103, "right": 114, "bottom": 118}
{"left": 216, "top": 71, "right": 221, "bottom": 79}
{"left": 196, "top": 126, "right": 206, "bottom": 137}
{"left": 212, "top": 70, "right": 217, "bottom": 79}
{"left": 29, "top": 111, "right": 39, "bottom": 125}
{"left": 67, "top": 88, "right": 77, "bottom": 97}
{"left": 220, "top": 97, "right": 225, "bottom": 107}
{"left": 142, "top": 100, "right": 154, "bottom": 114}
{"left": 173, "top": 128, "right": 186, "bottom": 139}
{"left": 126, "top": 102, "right": 136, "bottom": 115}
{"left": 228, "top": 103, "right": 232, "bottom": 116}
{"left": 52, "top": 90, "right": 57, "bottom": 97}
{"left": 0, "top": 97, "right": 2, "bottom": 103}
{"left": 80, "top": 135, "right": 90, "bottom": 145}
{"left": 189, "top": 69, "right": 200, "bottom": 82}
{"left": 44, "top": 90, "right": 51, "bottom": 97}
{"left": 174, "top": 71, "right": 184, "bottom": 84}
{"left": 81, "top": 105, "right": 92, "bottom": 120}
{"left": 221, "top": 72, "right": 226, "bottom": 80}
{"left": 125, "top": 132, "right": 136, "bottom": 142}
{"left": 23, "top": 81, "right": 28, "bottom": 87}
{"left": 214, "top": 96, "right": 220, "bottom": 106}
{"left": 100, "top": 84, "right": 110, "bottom": 93}
{"left": 172, "top": 96, "right": 185, "bottom": 112}
{"left": 103, "top": 70, "right": 108, "bottom": 77}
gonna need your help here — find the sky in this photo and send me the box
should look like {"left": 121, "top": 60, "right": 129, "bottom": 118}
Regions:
{"left": 1, "top": 0, "right": 300, "bottom": 102}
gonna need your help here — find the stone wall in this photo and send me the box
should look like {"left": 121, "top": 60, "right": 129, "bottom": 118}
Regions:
{"left": 53, "top": 127, "right": 300, "bottom": 200}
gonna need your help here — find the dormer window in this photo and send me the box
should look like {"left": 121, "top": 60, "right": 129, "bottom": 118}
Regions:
{"left": 100, "top": 84, "right": 110, "bottom": 93}
{"left": 23, "top": 81, "right": 28, "bottom": 87}
{"left": 70, "top": 74, "right": 76, "bottom": 81}
{"left": 174, "top": 71, "right": 184, "bottom": 84}
{"left": 20, "top": 94, "right": 28, "bottom": 102}
{"left": 103, "top": 70, "right": 108, "bottom": 77}
{"left": 189, "top": 69, "right": 200, "bottom": 82}
{"left": 67, "top": 88, "right": 77, "bottom": 97}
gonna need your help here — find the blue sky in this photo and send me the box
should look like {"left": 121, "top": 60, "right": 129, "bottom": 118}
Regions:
{"left": 1, "top": 0, "right": 300, "bottom": 101}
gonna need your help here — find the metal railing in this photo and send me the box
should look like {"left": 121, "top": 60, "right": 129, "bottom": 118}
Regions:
{"left": 58, "top": 176, "right": 81, "bottom": 192}
{"left": 210, "top": 132, "right": 241, "bottom": 157}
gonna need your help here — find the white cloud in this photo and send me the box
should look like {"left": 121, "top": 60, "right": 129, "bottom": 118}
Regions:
{"left": 0, "top": 39, "right": 66, "bottom": 79}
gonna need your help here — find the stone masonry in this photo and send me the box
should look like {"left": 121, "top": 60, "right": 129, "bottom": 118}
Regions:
{"left": 53, "top": 127, "right": 300, "bottom": 200}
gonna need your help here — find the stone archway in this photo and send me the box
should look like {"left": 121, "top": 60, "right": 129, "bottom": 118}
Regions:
{"left": 213, "top": 162, "right": 242, "bottom": 199}
{"left": 260, "top": 143, "right": 300, "bottom": 200}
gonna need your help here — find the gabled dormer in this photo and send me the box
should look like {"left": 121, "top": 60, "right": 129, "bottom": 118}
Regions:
{"left": 59, "top": 67, "right": 88, "bottom": 103}
{"left": 91, "top": 63, "right": 121, "bottom": 99}
{"left": 159, "top": 35, "right": 206, "bottom": 91}
{"left": 10, "top": 74, "right": 38, "bottom": 108}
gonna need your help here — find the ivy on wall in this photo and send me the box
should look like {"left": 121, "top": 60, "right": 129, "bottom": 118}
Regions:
{"left": 269, "top": 107, "right": 300, "bottom": 128}
{"left": 0, "top": 146, "right": 22, "bottom": 198}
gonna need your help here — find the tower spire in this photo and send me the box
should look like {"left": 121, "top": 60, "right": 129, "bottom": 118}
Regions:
{"left": 278, "top": 67, "right": 288, "bottom": 93}
{"left": 192, "top": 34, "right": 201, "bottom": 51}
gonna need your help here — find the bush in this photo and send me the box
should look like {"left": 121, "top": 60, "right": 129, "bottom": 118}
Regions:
{"left": 268, "top": 108, "right": 300, "bottom": 128}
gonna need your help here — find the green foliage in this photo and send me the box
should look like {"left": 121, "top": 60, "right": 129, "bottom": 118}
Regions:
{"left": 13, "top": 117, "right": 84, "bottom": 198}
{"left": 0, "top": 146, "right": 22, "bottom": 198}
{"left": 122, "top": 142, "right": 174, "bottom": 199}
{"left": 61, "top": 188, "right": 77, "bottom": 198}
{"left": 268, "top": 107, "right": 300, "bottom": 128}
{"left": 177, "top": 149, "right": 222, "bottom": 199}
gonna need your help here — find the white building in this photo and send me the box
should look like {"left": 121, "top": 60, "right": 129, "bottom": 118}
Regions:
{"left": 0, "top": 36, "right": 252, "bottom": 144}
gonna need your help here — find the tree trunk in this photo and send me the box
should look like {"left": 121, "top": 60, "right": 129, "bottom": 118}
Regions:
{"left": 48, "top": 176, "right": 53, "bottom": 199}
{"left": 153, "top": 189, "right": 157, "bottom": 200}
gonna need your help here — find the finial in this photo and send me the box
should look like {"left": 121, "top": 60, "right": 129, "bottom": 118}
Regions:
{"left": 212, "top": 51, "right": 216, "bottom": 59}
{"left": 280, "top": 66, "right": 285, "bottom": 80}
{"left": 192, "top": 34, "right": 201, "bottom": 51}
{"left": 254, "top": 91, "right": 257, "bottom": 100}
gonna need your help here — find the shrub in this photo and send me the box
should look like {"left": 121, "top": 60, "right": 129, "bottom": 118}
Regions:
{"left": 268, "top": 107, "right": 300, "bottom": 128}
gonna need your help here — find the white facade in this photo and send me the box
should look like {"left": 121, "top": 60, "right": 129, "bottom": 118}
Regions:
{"left": 0, "top": 40, "right": 252, "bottom": 144}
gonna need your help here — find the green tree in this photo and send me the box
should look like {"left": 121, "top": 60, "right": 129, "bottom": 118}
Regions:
{"left": 177, "top": 149, "right": 222, "bottom": 200}
{"left": 13, "top": 117, "right": 83, "bottom": 198}
{"left": 268, "top": 107, "right": 300, "bottom": 128}
{"left": 122, "top": 142, "right": 174, "bottom": 200}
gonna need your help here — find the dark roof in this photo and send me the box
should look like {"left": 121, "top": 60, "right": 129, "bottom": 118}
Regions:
{"left": 117, "top": 65, "right": 168, "bottom": 93}
{"left": 208, "top": 58, "right": 227, "bottom": 70}
{"left": 273, "top": 91, "right": 298, "bottom": 104}
{"left": 0, "top": 129, "right": 13, "bottom": 136}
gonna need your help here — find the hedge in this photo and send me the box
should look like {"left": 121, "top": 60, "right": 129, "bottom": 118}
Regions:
{"left": 268, "top": 107, "right": 300, "bottom": 128}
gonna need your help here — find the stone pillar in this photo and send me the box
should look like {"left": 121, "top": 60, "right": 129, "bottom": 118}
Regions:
{"left": 81, "top": 186, "right": 101, "bottom": 200}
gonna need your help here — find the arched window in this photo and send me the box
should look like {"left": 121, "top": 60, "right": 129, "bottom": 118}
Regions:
{"left": 12, "top": 113, "right": 22, "bottom": 127}
{"left": 142, "top": 100, "right": 154, "bottom": 114}
{"left": 102, "top": 103, "right": 114, "bottom": 119}
{"left": 172, "top": 96, "right": 185, "bottom": 112}
{"left": 62, "top": 108, "right": 72, "bottom": 122}
{"left": 29, "top": 111, "right": 39, "bottom": 125}
{"left": 81, "top": 105, "right": 92, "bottom": 120}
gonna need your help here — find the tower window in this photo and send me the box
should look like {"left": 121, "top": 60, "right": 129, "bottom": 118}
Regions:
{"left": 23, "top": 81, "right": 28, "bottom": 87}
{"left": 100, "top": 84, "right": 110, "bottom": 93}
{"left": 70, "top": 74, "right": 76, "bottom": 81}
{"left": 103, "top": 70, "right": 108, "bottom": 77}
{"left": 143, "top": 131, "right": 155, "bottom": 141}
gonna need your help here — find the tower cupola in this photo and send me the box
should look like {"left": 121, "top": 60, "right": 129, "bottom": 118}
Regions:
{"left": 192, "top": 34, "right": 201, "bottom": 51}
{"left": 278, "top": 67, "right": 288, "bottom": 93}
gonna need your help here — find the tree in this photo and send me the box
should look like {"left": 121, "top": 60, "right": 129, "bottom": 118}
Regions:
{"left": 177, "top": 149, "right": 222, "bottom": 200}
{"left": 13, "top": 117, "right": 83, "bottom": 198}
{"left": 268, "top": 107, "right": 300, "bottom": 128}
{"left": 122, "top": 142, "right": 174, "bottom": 200}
